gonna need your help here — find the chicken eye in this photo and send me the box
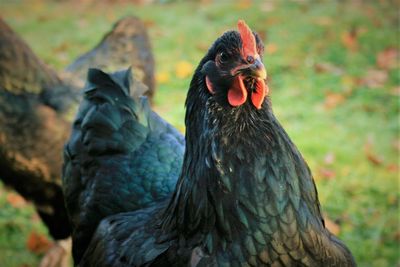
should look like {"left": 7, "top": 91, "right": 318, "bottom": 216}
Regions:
{"left": 217, "top": 52, "right": 229, "bottom": 64}
{"left": 247, "top": 55, "right": 255, "bottom": 64}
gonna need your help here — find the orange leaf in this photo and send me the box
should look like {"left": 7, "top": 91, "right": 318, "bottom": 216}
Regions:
{"left": 318, "top": 168, "right": 336, "bottom": 180}
{"left": 156, "top": 71, "right": 170, "bottom": 85}
{"left": 6, "top": 193, "right": 27, "bottom": 208}
{"left": 314, "top": 17, "right": 333, "bottom": 26}
{"left": 390, "top": 87, "right": 400, "bottom": 96}
{"left": 195, "top": 43, "right": 209, "bottom": 52}
{"left": 386, "top": 164, "right": 399, "bottom": 173}
{"left": 394, "top": 231, "right": 400, "bottom": 242}
{"left": 359, "top": 69, "right": 388, "bottom": 88}
{"left": 265, "top": 43, "right": 278, "bottom": 55}
{"left": 175, "top": 61, "right": 193, "bottom": 79}
{"left": 325, "top": 217, "right": 341, "bottom": 235}
{"left": 236, "top": 0, "right": 252, "bottom": 10}
{"left": 341, "top": 29, "right": 358, "bottom": 51}
{"left": 143, "top": 19, "right": 155, "bottom": 28}
{"left": 324, "top": 92, "right": 345, "bottom": 110}
{"left": 314, "top": 62, "right": 343, "bottom": 75}
{"left": 376, "top": 48, "right": 398, "bottom": 70}
{"left": 26, "top": 232, "right": 52, "bottom": 255}
{"left": 366, "top": 153, "right": 383, "bottom": 165}
{"left": 52, "top": 42, "right": 69, "bottom": 53}
{"left": 364, "top": 140, "right": 384, "bottom": 166}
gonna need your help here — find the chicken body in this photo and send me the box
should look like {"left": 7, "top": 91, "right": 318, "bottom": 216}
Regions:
{"left": 74, "top": 22, "right": 356, "bottom": 267}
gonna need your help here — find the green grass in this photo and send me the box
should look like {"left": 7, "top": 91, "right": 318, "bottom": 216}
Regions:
{"left": 1, "top": 0, "right": 399, "bottom": 266}
{"left": 0, "top": 183, "right": 49, "bottom": 266}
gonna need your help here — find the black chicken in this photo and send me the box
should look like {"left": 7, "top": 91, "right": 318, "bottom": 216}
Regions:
{"left": 62, "top": 68, "right": 184, "bottom": 264}
{"left": 67, "top": 21, "right": 356, "bottom": 266}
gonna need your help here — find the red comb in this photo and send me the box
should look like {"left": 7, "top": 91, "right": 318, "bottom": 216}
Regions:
{"left": 237, "top": 20, "right": 257, "bottom": 57}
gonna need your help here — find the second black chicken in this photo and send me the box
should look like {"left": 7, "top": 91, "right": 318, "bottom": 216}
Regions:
{"left": 62, "top": 68, "right": 184, "bottom": 264}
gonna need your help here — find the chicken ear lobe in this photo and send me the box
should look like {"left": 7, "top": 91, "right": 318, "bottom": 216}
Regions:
{"left": 228, "top": 76, "right": 247, "bottom": 107}
{"left": 205, "top": 76, "right": 215, "bottom": 94}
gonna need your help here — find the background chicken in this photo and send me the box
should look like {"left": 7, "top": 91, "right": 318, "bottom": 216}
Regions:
{"left": 62, "top": 68, "right": 184, "bottom": 264}
{"left": 72, "top": 21, "right": 356, "bottom": 266}
{"left": 0, "top": 16, "right": 154, "bottom": 267}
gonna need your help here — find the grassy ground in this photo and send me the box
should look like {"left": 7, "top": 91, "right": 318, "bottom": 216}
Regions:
{"left": 1, "top": 0, "right": 399, "bottom": 266}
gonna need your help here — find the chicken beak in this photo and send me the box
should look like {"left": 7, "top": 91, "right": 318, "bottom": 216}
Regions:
{"left": 234, "top": 57, "right": 267, "bottom": 80}
{"left": 247, "top": 58, "right": 267, "bottom": 80}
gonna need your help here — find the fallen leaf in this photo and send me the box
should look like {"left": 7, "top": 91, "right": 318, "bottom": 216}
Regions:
{"left": 314, "top": 17, "right": 333, "bottom": 26}
{"left": 386, "top": 164, "right": 399, "bottom": 173}
{"left": 318, "top": 168, "right": 336, "bottom": 180}
{"left": 394, "top": 231, "right": 400, "bottom": 242}
{"left": 143, "top": 19, "right": 155, "bottom": 28}
{"left": 314, "top": 62, "right": 343, "bottom": 75}
{"left": 366, "top": 153, "right": 383, "bottom": 165}
{"left": 265, "top": 43, "right": 278, "bottom": 55}
{"left": 175, "top": 61, "right": 193, "bottom": 79}
{"left": 37, "top": 15, "right": 51, "bottom": 22}
{"left": 261, "top": 1, "right": 275, "bottom": 12}
{"left": 6, "top": 193, "right": 27, "bottom": 208}
{"left": 387, "top": 194, "right": 398, "bottom": 206}
{"left": 324, "top": 91, "right": 346, "bottom": 110}
{"left": 358, "top": 69, "right": 388, "bottom": 88}
{"left": 376, "top": 48, "right": 398, "bottom": 70}
{"left": 390, "top": 87, "right": 400, "bottom": 96}
{"left": 325, "top": 217, "right": 341, "bottom": 235}
{"left": 195, "top": 42, "right": 209, "bottom": 52}
{"left": 26, "top": 232, "right": 52, "bottom": 255}
{"left": 236, "top": 0, "right": 252, "bottom": 10}
{"left": 156, "top": 71, "right": 170, "bottom": 84}
{"left": 392, "top": 139, "right": 400, "bottom": 152}
{"left": 324, "top": 152, "right": 335, "bottom": 165}
{"left": 52, "top": 42, "right": 69, "bottom": 53}
{"left": 341, "top": 29, "right": 358, "bottom": 51}
{"left": 364, "top": 139, "right": 384, "bottom": 166}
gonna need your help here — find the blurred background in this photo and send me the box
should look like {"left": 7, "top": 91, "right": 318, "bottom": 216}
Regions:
{"left": 0, "top": 0, "right": 399, "bottom": 266}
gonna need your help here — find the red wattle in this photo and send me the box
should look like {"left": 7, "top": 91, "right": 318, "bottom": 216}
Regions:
{"left": 251, "top": 80, "right": 268, "bottom": 109}
{"left": 228, "top": 76, "right": 247, "bottom": 107}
